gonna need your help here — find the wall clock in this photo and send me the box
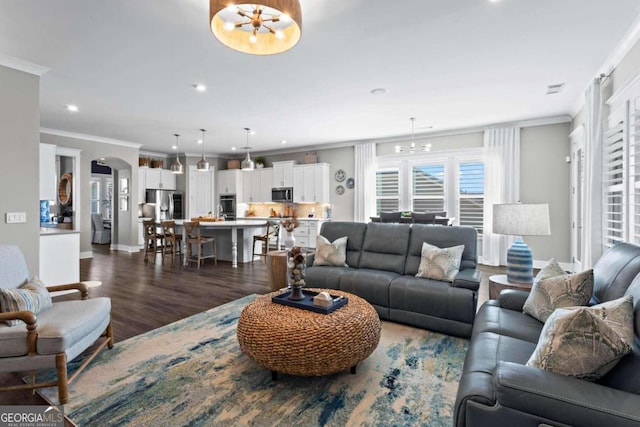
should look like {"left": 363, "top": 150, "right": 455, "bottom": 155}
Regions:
{"left": 335, "top": 185, "right": 345, "bottom": 195}
{"left": 334, "top": 169, "right": 346, "bottom": 182}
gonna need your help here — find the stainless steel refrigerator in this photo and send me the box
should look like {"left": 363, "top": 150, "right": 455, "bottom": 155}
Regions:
{"left": 145, "top": 190, "right": 180, "bottom": 221}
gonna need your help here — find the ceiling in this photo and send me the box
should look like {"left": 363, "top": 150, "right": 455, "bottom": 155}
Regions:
{"left": 1, "top": 0, "right": 639, "bottom": 156}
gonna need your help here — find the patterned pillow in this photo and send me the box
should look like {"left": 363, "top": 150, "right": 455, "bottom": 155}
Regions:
{"left": 313, "top": 235, "right": 348, "bottom": 267}
{"left": 534, "top": 258, "right": 566, "bottom": 283}
{"left": 415, "top": 242, "right": 464, "bottom": 282}
{"left": 526, "top": 295, "right": 634, "bottom": 380}
{"left": 0, "top": 277, "right": 52, "bottom": 326}
{"left": 523, "top": 269, "right": 593, "bottom": 323}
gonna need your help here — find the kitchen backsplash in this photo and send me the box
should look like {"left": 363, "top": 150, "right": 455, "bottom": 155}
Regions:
{"left": 245, "top": 202, "right": 331, "bottom": 218}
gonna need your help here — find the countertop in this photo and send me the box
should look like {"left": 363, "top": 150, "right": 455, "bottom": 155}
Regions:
{"left": 174, "top": 219, "right": 267, "bottom": 227}
{"left": 40, "top": 228, "right": 81, "bottom": 236}
{"left": 238, "top": 216, "right": 329, "bottom": 222}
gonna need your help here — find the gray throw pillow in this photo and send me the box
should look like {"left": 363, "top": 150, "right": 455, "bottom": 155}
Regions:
{"left": 415, "top": 242, "right": 464, "bottom": 282}
{"left": 313, "top": 235, "right": 348, "bottom": 267}
{"left": 534, "top": 258, "right": 566, "bottom": 283}
{"left": 0, "top": 277, "right": 53, "bottom": 326}
{"left": 523, "top": 269, "right": 593, "bottom": 323}
{"left": 526, "top": 295, "right": 634, "bottom": 380}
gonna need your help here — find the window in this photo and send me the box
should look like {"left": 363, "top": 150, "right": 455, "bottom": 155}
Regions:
{"left": 376, "top": 169, "right": 399, "bottom": 214}
{"left": 90, "top": 180, "right": 100, "bottom": 215}
{"left": 603, "top": 112, "right": 626, "bottom": 247}
{"left": 412, "top": 164, "right": 445, "bottom": 212}
{"left": 459, "top": 162, "right": 484, "bottom": 234}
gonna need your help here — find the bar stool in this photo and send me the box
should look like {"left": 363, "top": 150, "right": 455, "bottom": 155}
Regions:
{"left": 161, "top": 220, "right": 182, "bottom": 264}
{"left": 184, "top": 221, "right": 216, "bottom": 269}
{"left": 252, "top": 221, "right": 280, "bottom": 264}
{"left": 143, "top": 219, "right": 164, "bottom": 263}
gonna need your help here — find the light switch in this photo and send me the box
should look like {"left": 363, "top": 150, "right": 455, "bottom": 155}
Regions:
{"left": 5, "top": 212, "right": 27, "bottom": 224}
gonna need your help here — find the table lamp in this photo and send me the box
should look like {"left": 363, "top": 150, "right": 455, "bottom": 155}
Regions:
{"left": 493, "top": 203, "right": 551, "bottom": 283}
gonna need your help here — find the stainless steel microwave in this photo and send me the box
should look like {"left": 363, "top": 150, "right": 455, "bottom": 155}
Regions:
{"left": 272, "top": 187, "right": 293, "bottom": 202}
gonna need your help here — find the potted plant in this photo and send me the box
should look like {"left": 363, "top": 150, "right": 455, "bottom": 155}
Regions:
{"left": 254, "top": 156, "right": 266, "bottom": 169}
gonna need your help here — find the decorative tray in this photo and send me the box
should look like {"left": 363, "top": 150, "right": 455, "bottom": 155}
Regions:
{"left": 272, "top": 290, "right": 348, "bottom": 314}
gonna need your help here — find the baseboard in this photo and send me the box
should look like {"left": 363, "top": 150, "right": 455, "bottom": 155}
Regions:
{"left": 80, "top": 251, "right": 93, "bottom": 259}
{"left": 533, "top": 259, "right": 574, "bottom": 272}
{"left": 110, "top": 244, "right": 142, "bottom": 253}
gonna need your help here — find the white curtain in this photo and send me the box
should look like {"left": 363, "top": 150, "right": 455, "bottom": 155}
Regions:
{"left": 482, "top": 127, "right": 520, "bottom": 266}
{"left": 354, "top": 143, "right": 376, "bottom": 222}
{"left": 582, "top": 78, "right": 603, "bottom": 269}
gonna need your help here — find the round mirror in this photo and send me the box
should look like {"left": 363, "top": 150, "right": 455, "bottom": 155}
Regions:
{"left": 58, "top": 172, "right": 73, "bottom": 206}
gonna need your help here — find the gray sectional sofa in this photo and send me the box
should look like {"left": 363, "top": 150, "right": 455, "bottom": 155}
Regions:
{"left": 305, "top": 221, "right": 481, "bottom": 338}
{"left": 454, "top": 242, "right": 640, "bottom": 427}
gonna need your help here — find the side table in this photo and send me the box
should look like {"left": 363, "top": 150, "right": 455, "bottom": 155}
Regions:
{"left": 488, "top": 274, "right": 532, "bottom": 300}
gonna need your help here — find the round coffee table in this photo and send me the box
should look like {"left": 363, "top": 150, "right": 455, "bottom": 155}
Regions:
{"left": 237, "top": 288, "right": 381, "bottom": 379}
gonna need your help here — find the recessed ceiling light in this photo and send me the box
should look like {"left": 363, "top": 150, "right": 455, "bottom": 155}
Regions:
{"left": 546, "top": 83, "right": 565, "bottom": 94}
{"left": 370, "top": 88, "right": 388, "bottom": 96}
{"left": 65, "top": 104, "right": 79, "bottom": 112}
{"left": 193, "top": 84, "right": 207, "bottom": 92}
{"left": 231, "top": 147, "right": 237, "bottom": 151}
{"left": 197, "top": 139, "right": 203, "bottom": 144}
{"left": 172, "top": 145, "right": 177, "bottom": 150}
{"left": 249, "top": 130, "right": 256, "bottom": 135}
{"left": 281, "top": 140, "right": 287, "bottom": 144}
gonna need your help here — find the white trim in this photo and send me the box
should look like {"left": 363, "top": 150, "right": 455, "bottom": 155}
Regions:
{"left": 110, "top": 244, "right": 141, "bottom": 253}
{"left": 40, "top": 128, "right": 142, "bottom": 149}
{"left": 606, "top": 68, "right": 640, "bottom": 106}
{"left": 569, "top": 123, "right": 585, "bottom": 139}
{"left": 80, "top": 251, "right": 93, "bottom": 259}
{"left": 377, "top": 147, "right": 484, "bottom": 163}
{"left": 0, "top": 53, "right": 49, "bottom": 76}
{"left": 139, "top": 150, "right": 170, "bottom": 158}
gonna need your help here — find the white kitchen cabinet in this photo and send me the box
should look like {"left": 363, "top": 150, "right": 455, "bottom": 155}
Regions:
{"left": 39, "top": 231, "right": 80, "bottom": 285}
{"left": 218, "top": 169, "right": 242, "bottom": 196}
{"left": 144, "top": 168, "right": 176, "bottom": 190}
{"left": 39, "top": 143, "right": 57, "bottom": 201}
{"left": 242, "top": 168, "right": 273, "bottom": 203}
{"left": 272, "top": 161, "right": 295, "bottom": 188}
{"left": 292, "top": 219, "right": 325, "bottom": 249}
{"left": 292, "top": 163, "right": 330, "bottom": 203}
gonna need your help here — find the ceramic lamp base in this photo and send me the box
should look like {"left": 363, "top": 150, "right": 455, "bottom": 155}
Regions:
{"left": 506, "top": 236, "right": 533, "bottom": 284}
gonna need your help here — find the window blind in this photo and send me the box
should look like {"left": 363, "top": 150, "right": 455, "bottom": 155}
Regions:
{"left": 412, "top": 164, "right": 445, "bottom": 212}
{"left": 603, "top": 118, "right": 625, "bottom": 247}
{"left": 459, "top": 162, "right": 484, "bottom": 234}
{"left": 376, "top": 170, "right": 399, "bottom": 214}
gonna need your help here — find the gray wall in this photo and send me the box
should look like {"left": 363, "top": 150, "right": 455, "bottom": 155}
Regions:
{"left": 39, "top": 133, "right": 139, "bottom": 255}
{"left": 376, "top": 131, "right": 484, "bottom": 156}
{"left": 0, "top": 65, "right": 40, "bottom": 273}
{"left": 520, "top": 123, "right": 571, "bottom": 263}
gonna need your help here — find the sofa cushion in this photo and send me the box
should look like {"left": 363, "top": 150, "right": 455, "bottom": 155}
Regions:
{"left": 405, "top": 225, "right": 477, "bottom": 275}
{"left": 0, "top": 323, "right": 30, "bottom": 357}
{"left": 358, "top": 223, "right": 410, "bottom": 274}
{"left": 313, "top": 235, "right": 348, "bottom": 267}
{"left": 305, "top": 266, "right": 349, "bottom": 290}
{"left": 527, "top": 296, "right": 634, "bottom": 380}
{"left": 318, "top": 222, "right": 367, "bottom": 268}
{"left": 472, "top": 300, "right": 543, "bottom": 343}
{"left": 416, "top": 242, "right": 464, "bottom": 282}
{"left": 523, "top": 269, "right": 594, "bottom": 323}
{"left": 0, "top": 277, "right": 52, "bottom": 326}
{"left": 534, "top": 258, "right": 566, "bottom": 283}
{"left": 338, "top": 268, "right": 399, "bottom": 318}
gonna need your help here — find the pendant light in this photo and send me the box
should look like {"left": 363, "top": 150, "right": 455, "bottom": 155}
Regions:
{"left": 394, "top": 117, "right": 432, "bottom": 153}
{"left": 241, "top": 127, "right": 255, "bottom": 171}
{"left": 170, "top": 133, "right": 184, "bottom": 174}
{"left": 197, "top": 129, "right": 210, "bottom": 171}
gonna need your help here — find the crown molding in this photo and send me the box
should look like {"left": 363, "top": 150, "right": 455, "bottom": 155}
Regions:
{"left": 40, "top": 128, "right": 142, "bottom": 149}
{"left": 0, "top": 53, "right": 49, "bottom": 76}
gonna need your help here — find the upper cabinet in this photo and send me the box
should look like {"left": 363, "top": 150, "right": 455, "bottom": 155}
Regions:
{"left": 143, "top": 168, "right": 176, "bottom": 190}
{"left": 272, "top": 161, "right": 295, "bottom": 188}
{"left": 217, "top": 169, "right": 243, "bottom": 198}
{"left": 242, "top": 168, "right": 273, "bottom": 203}
{"left": 39, "top": 144, "right": 57, "bottom": 201}
{"left": 292, "top": 163, "right": 330, "bottom": 203}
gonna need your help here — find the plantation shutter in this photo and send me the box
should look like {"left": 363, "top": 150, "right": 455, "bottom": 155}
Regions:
{"left": 629, "top": 103, "right": 640, "bottom": 244}
{"left": 603, "top": 115, "right": 626, "bottom": 247}
{"left": 412, "top": 164, "right": 445, "bottom": 212}
{"left": 376, "top": 169, "right": 399, "bottom": 214}
{"left": 459, "top": 162, "right": 484, "bottom": 234}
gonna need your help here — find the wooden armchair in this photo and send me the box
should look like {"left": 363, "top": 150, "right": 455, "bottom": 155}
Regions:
{"left": 252, "top": 221, "right": 281, "bottom": 263}
{"left": 0, "top": 245, "right": 113, "bottom": 404}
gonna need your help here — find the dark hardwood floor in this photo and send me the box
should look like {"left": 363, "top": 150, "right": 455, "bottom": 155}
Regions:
{"left": 0, "top": 244, "right": 501, "bottom": 421}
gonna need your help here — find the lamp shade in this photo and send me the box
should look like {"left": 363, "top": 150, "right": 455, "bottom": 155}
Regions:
{"left": 210, "top": 0, "right": 302, "bottom": 55}
{"left": 493, "top": 204, "right": 551, "bottom": 236}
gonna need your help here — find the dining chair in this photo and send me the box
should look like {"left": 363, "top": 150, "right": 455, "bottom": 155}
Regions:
{"left": 184, "top": 221, "right": 216, "bottom": 269}
{"left": 161, "top": 220, "right": 182, "bottom": 264}
{"left": 252, "top": 221, "right": 280, "bottom": 264}
{"left": 91, "top": 213, "right": 110, "bottom": 244}
{"left": 143, "top": 219, "right": 164, "bottom": 262}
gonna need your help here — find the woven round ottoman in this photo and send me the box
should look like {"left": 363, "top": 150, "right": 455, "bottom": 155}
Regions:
{"left": 237, "top": 289, "right": 381, "bottom": 379}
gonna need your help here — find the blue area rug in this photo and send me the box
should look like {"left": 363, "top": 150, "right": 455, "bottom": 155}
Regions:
{"left": 38, "top": 295, "right": 469, "bottom": 426}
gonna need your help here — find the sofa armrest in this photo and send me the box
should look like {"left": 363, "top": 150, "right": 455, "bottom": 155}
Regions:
{"left": 452, "top": 269, "right": 481, "bottom": 291}
{"left": 495, "top": 361, "right": 640, "bottom": 427}
{"left": 47, "top": 281, "right": 89, "bottom": 299}
{"left": 497, "top": 289, "right": 529, "bottom": 311}
{"left": 305, "top": 252, "right": 315, "bottom": 267}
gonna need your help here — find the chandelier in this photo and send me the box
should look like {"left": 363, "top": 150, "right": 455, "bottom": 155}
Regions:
{"left": 395, "top": 118, "right": 432, "bottom": 154}
{"left": 209, "top": 1, "right": 302, "bottom": 55}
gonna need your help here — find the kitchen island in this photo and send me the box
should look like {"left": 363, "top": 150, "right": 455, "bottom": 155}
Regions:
{"left": 175, "top": 219, "right": 267, "bottom": 267}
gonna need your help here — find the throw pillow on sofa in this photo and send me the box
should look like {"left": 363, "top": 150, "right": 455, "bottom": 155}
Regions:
{"left": 526, "top": 295, "right": 634, "bottom": 380}
{"left": 534, "top": 258, "right": 566, "bottom": 283}
{"left": 313, "top": 235, "right": 348, "bottom": 267}
{"left": 0, "top": 277, "right": 52, "bottom": 326}
{"left": 523, "top": 269, "right": 593, "bottom": 323}
{"left": 415, "top": 242, "right": 464, "bottom": 282}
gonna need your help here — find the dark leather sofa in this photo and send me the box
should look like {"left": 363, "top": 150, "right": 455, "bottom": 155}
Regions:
{"left": 305, "top": 221, "right": 481, "bottom": 337}
{"left": 454, "top": 242, "right": 640, "bottom": 427}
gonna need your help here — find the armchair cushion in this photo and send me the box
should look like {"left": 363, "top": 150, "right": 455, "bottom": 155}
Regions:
{"left": 523, "top": 269, "right": 594, "bottom": 323}
{"left": 415, "top": 242, "right": 464, "bottom": 282}
{"left": 313, "top": 235, "right": 348, "bottom": 267}
{"left": 0, "top": 277, "right": 52, "bottom": 326}
{"left": 526, "top": 295, "right": 634, "bottom": 380}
